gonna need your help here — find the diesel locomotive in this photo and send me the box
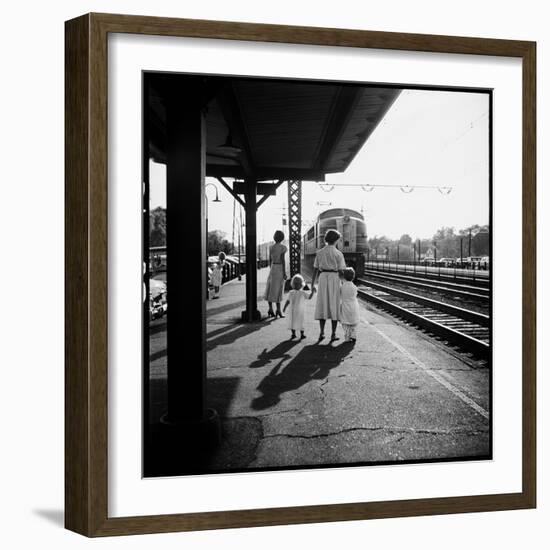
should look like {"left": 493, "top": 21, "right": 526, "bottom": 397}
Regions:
{"left": 302, "top": 208, "right": 368, "bottom": 277}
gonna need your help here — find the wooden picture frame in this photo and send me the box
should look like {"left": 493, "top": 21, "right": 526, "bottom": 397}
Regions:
{"left": 65, "top": 12, "right": 536, "bottom": 537}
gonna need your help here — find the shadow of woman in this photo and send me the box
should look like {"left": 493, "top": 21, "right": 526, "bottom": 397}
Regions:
{"left": 251, "top": 341, "right": 355, "bottom": 410}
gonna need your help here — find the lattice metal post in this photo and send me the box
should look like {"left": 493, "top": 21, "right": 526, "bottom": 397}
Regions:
{"left": 287, "top": 180, "right": 302, "bottom": 279}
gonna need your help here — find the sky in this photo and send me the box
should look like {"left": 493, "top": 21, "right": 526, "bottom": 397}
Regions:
{"left": 149, "top": 88, "right": 489, "bottom": 244}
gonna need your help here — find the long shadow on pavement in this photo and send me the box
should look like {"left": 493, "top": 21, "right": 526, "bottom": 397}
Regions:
{"left": 148, "top": 318, "right": 277, "bottom": 361}
{"left": 206, "top": 293, "right": 270, "bottom": 318}
{"left": 206, "top": 299, "right": 247, "bottom": 317}
{"left": 207, "top": 323, "right": 243, "bottom": 340}
{"left": 206, "top": 319, "right": 274, "bottom": 352}
{"left": 251, "top": 341, "right": 355, "bottom": 410}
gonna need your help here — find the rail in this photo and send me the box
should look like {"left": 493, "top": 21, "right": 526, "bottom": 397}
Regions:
{"left": 361, "top": 269, "right": 490, "bottom": 302}
{"left": 356, "top": 279, "right": 490, "bottom": 359}
{"left": 364, "top": 260, "right": 490, "bottom": 286}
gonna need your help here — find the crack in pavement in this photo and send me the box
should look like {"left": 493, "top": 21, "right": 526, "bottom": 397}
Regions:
{"left": 253, "top": 407, "right": 303, "bottom": 418}
{"left": 262, "top": 425, "right": 490, "bottom": 440}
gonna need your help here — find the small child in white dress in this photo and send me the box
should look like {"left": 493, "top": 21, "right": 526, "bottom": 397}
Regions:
{"left": 283, "top": 274, "right": 312, "bottom": 339}
{"left": 340, "top": 267, "right": 360, "bottom": 342}
{"left": 211, "top": 263, "right": 222, "bottom": 298}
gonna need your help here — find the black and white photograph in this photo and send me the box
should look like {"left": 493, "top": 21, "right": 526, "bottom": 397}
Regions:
{"left": 143, "top": 72, "right": 492, "bottom": 477}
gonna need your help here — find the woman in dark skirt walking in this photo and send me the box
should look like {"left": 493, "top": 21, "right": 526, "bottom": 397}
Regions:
{"left": 264, "top": 230, "right": 287, "bottom": 318}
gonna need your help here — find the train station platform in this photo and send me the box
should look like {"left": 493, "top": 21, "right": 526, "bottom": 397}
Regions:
{"left": 148, "top": 267, "right": 490, "bottom": 473}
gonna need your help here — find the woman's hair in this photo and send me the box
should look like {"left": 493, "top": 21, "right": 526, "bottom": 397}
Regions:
{"left": 324, "top": 229, "right": 341, "bottom": 244}
{"left": 273, "top": 230, "right": 285, "bottom": 243}
{"left": 291, "top": 274, "right": 305, "bottom": 290}
{"left": 218, "top": 251, "right": 226, "bottom": 261}
{"left": 343, "top": 267, "right": 355, "bottom": 281}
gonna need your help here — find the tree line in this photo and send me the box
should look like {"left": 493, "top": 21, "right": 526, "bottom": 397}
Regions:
{"left": 368, "top": 224, "right": 489, "bottom": 261}
{"left": 150, "top": 207, "right": 234, "bottom": 256}
{"left": 151, "top": 207, "right": 489, "bottom": 260}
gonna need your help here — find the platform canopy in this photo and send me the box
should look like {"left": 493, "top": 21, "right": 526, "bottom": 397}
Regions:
{"left": 145, "top": 74, "right": 401, "bottom": 442}
{"left": 148, "top": 76, "right": 400, "bottom": 181}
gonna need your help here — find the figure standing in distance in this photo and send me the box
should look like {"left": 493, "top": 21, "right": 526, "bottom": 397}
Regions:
{"left": 211, "top": 251, "right": 227, "bottom": 299}
{"left": 210, "top": 262, "right": 222, "bottom": 299}
{"left": 264, "top": 230, "right": 287, "bottom": 318}
{"left": 218, "top": 251, "right": 227, "bottom": 282}
{"left": 309, "top": 229, "right": 346, "bottom": 341}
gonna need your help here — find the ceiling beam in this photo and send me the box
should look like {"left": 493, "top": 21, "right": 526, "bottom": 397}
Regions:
{"left": 215, "top": 177, "right": 245, "bottom": 208}
{"left": 341, "top": 89, "right": 401, "bottom": 170}
{"left": 256, "top": 180, "right": 285, "bottom": 210}
{"left": 313, "top": 86, "right": 363, "bottom": 172}
{"left": 216, "top": 84, "right": 256, "bottom": 178}
{"left": 205, "top": 164, "right": 326, "bottom": 182}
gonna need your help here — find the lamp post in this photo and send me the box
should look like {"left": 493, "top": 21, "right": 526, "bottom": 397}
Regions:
{"left": 204, "top": 182, "right": 221, "bottom": 295}
{"left": 205, "top": 182, "right": 221, "bottom": 255}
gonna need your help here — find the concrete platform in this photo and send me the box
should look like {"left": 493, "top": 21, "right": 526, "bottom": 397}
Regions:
{"left": 148, "top": 267, "right": 490, "bottom": 474}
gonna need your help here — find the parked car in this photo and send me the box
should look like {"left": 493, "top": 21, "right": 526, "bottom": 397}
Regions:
{"left": 149, "top": 278, "right": 167, "bottom": 319}
{"left": 437, "top": 257, "right": 455, "bottom": 267}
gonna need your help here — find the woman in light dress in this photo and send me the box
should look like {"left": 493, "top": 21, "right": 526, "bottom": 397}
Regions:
{"left": 309, "top": 229, "right": 346, "bottom": 341}
{"left": 264, "top": 230, "right": 287, "bottom": 318}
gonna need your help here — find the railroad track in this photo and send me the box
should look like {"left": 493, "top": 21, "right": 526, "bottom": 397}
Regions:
{"left": 362, "top": 269, "right": 490, "bottom": 303}
{"left": 363, "top": 265, "right": 490, "bottom": 288}
{"left": 356, "top": 278, "right": 490, "bottom": 358}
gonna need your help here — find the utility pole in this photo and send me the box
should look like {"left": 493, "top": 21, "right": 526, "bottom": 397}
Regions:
{"left": 238, "top": 204, "right": 243, "bottom": 280}
{"left": 231, "top": 198, "right": 236, "bottom": 254}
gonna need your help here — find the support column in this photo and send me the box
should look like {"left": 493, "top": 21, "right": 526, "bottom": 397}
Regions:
{"left": 163, "top": 78, "right": 220, "bottom": 441}
{"left": 242, "top": 178, "right": 261, "bottom": 322}
{"left": 287, "top": 179, "right": 302, "bottom": 282}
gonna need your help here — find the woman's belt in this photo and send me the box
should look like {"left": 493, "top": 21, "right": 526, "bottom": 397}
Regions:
{"left": 319, "top": 269, "right": 338, "bottom": 273}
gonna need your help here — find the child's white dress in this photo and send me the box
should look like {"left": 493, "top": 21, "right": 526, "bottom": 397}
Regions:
{"left": 287, "top": 289, "right": 309, "bottom": 331}
{"left": 340, "top": 281, "right": 360, "bottom": 340}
